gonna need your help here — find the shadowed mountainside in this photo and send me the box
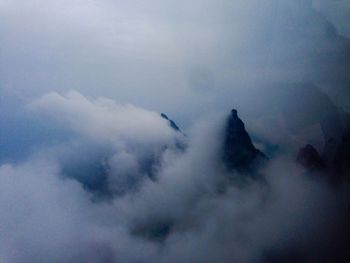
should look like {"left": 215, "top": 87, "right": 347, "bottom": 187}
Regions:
{"left": 222, "top": 109, "right": 267, "bottom": 174}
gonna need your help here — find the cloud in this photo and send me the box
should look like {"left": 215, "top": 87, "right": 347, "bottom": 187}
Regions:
{"left": 27, "top": 91, "right": 184, "bottom": 197}
{"left": 0, "top": 0, "right": 349, "bottom": 122}
{"left": 0, "top": 158, "right": 159, "bottom": 263}
{"left": 1, "top": 0, "right": 350, "bottom": 262}
{"left": 30, "top": 90, "right": 177, "bottom": 144}
{"left": 0, "top": 91, "right": 348, "bottom": 262}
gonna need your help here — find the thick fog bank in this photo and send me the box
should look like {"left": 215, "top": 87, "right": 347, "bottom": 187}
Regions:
{"left": 0, "top": 91, "right": 349, "bottom": 263}
{"left": 1, "top": 0, "right": 350, "bottom": 262}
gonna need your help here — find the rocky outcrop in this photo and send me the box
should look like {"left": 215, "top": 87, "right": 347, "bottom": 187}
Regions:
{"left": 161, "top": 113, "right": 181, "bottom": 132}
{"left": 161, "top": 113, "right": 187, "bottom": 151}
{"left": 297, "top": 107, "right": 350, "bottom": 181}
{"left": 296, "top": 144, "right": 324, "bottom": 171}
{"left": 222, "top": 109, "right": 267, "bottom": 173}
{"left": 321, "top": 109, "right": 350, "bottom": 179}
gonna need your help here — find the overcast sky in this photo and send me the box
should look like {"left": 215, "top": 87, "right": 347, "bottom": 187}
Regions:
{"left": 1, "top": 0, "right": 349, "bottom": 127}
{"left": 1, "top": 1, "right": 350, "bottom": 262}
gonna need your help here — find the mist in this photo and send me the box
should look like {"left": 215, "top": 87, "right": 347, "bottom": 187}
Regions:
{"left": 1, "top": 0, "right": 350, "bottom": 262}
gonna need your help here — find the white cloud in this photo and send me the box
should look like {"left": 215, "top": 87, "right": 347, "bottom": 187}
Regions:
{"left": 30, "top": 90, "right": 177, "bottom": 145}
{"left": 0, "top": 0, "right": 349, "bottom": 261}
{"left": 0, "top": 91, "right": 347, "bottom": 262}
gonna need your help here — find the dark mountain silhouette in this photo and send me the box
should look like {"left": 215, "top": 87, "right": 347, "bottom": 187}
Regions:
{"left": 161, "top": 113, "right": 181, "bottom": 132}
{"left": 321, "top": 109, "right": 350, "bottom": 180}
{"left": 290, "top": 86, "right": 350, "bottom": 181}
{"left": 222, "top": 109, "right": 267, "bottom": 173}
{"left": 134, "top": 109, "right": 269, "bottom": 242}
{"left": 296, "top": 144, "right": 324, "bottom": 172}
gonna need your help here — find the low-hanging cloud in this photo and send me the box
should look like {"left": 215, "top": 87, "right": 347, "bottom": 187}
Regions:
{"left": 0, "top": 91, "right": 348, "bottom": 263}
{"left": 28, "top": 90, "right": 184, "bottom": 197}
{"left": 1, "top": 0, "right": 350, "bottom": 262}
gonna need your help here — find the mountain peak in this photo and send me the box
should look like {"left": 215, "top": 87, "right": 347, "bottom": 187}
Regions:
{"left": 161, "top": 113, "right": 181, "bottom": 132}
{"left": 296, "top": 144, "right": 324, "bottom": 171}
{"left": 231, "top": 109, "right": 238, "bottom": 116}
{"left": 222, "top": 109, "right": 267, "bottom": 173}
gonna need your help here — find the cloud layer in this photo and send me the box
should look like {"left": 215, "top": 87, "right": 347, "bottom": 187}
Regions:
{"left": 0, "top": 91, "right": 349, "bottom": 262}
{"left": 1, "top": 0, "right": 350, "bottom": 262}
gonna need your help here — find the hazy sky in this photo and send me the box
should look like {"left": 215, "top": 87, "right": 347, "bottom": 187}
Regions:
{"left": 1, "top": 0, "right": 349, "bottom": 126}
{"left": 1, "top": 1, "right": 350, "bottom": 262}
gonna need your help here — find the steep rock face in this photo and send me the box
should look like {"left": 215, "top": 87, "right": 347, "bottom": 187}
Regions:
{"left": 321, "top": 109, "right": 350, "bottom": 179}
{"left": 222, "top": 109, "right": 267, "bottom": 173}
{"left": 161, "top": 113, "right": 181, "bottom": 132}
{"left": 296, "top": 144, "right": 324, "bottom": 171}
{"left": 332, "top": 129, "right": 350, "bottom": 178}
{"left": 297, "top": 107, "right": 350, "bottom": 181}
{"left": 161, "top": 113, "right": 187, "bottom": 151}
{"left": 134, "top": 109, "right": 268, "bottom": 243}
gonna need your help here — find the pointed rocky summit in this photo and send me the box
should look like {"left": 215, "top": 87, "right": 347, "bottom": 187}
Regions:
{"left": 161, "top": 113, "right": 181, "bottom": 132}
{"left": 222, "top": 109, "right": 267, "bottom": 173}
